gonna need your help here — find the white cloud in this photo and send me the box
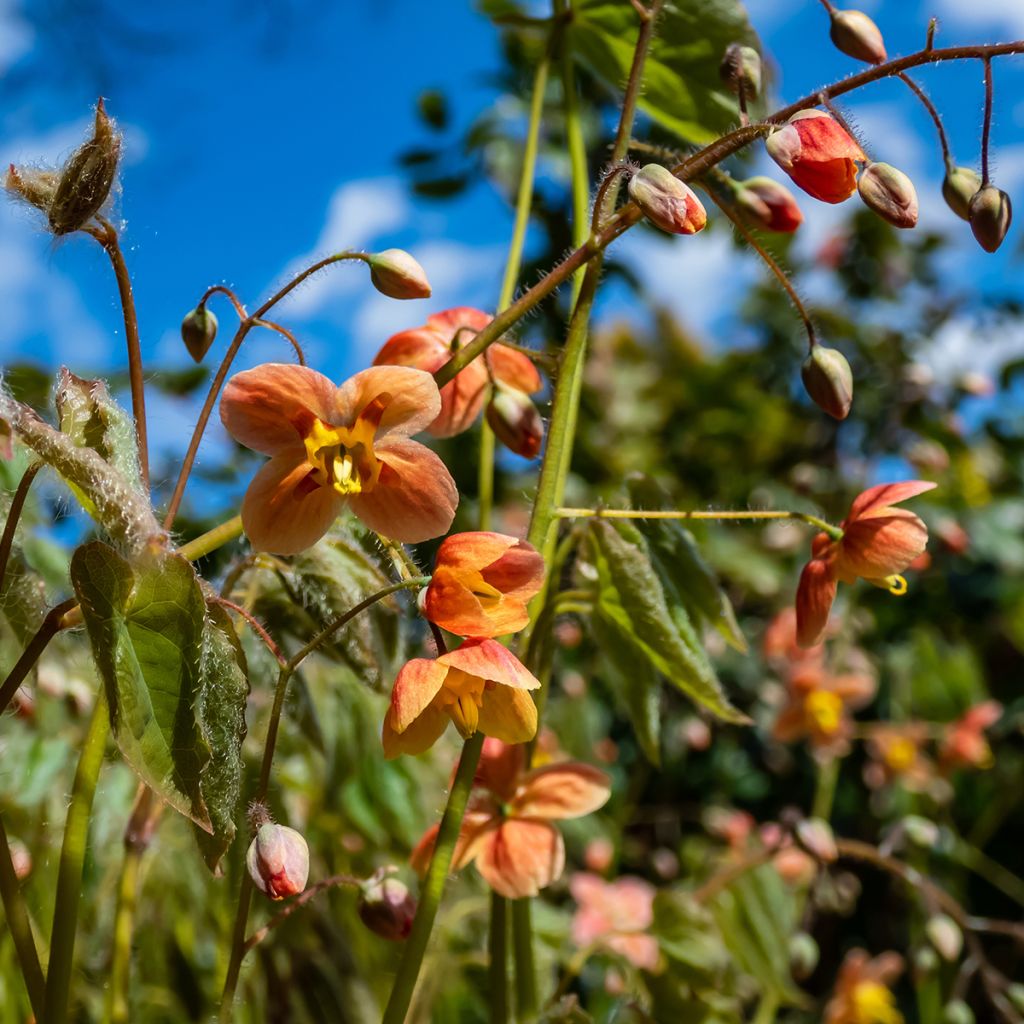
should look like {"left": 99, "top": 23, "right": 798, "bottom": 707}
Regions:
{"left": 931, "top": 0, "right": 1024, "bottom": 35}
{"left": 924, "top": 315, "right": 1024, "bottom": 384}
{"left": 0, "top": 0, "right": 32, "bottom": 74}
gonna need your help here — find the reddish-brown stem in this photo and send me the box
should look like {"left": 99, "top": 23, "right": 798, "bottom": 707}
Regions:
{"left": 897, "top": 72, "right": 952, "bottom": 168}
{"left": 251, "top": 319, "right": 306, "bottom": 365}
{"left": 981, "top": 56, "right": 994, "bottom": 185}
{"left": 0, "top": 597, "right": 78, "bottom": 716}
{"left": 0, "top": 461, "right": 42, "bottom": 594}
{"left": 200, "top": 285, "right": 248, "bottom": 321}
{"left": 214, "top": 597, "right": 287, "bottom": 667}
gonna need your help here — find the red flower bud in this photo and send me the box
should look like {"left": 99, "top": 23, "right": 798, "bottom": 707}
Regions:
{"left": 829, "top": 9, "right": 887, "bottom": 64}
{"left": 485, "top": 381, "right": 544, "bottom": 459}
{"left": 858, "top": 162, "right": 918, "bottom": 228}
{"left": 368, "top": 249, "right": 432, "bottom": 299}
{"left": 735, "top": 176, "right": 803, "bottom": 232}
{"left": 942, "top": 166, "right": 981, "bottom": 221}
{"left": 181, "top": 306, "right": 219, "bottom": 363}
{"left": 801, "top": 345, "right": 853, "bottom": 420}
{"left": 628, "top": 165, "right": 707, "bottom": 235}
{"left": 766, "top": 110, "right": 866, "bottom": 204}
{"left": 719, "top": 44, "right": 762, "bottom": 100}
{"left": 968, "top": 184, "right": 1012, "bottom": 253}
{"left": 358, "top": 871, "right": 417, "bottom": 941}
{"left": 246, "top": 823, "right": 309, "bottom": 900}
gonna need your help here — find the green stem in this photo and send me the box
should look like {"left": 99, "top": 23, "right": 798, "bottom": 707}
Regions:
{"left": 0, "top": 813, "right": 46, "bottom": 1019}
{"left": 489, "top": 893, "right": 510, "bottom": 1024}
{"left": 752, "top": 991, "right": 780, "bottom": 1024}
{"left": 559, "top": 3, "right": 589, "bottom": 307}
{"left": 0, "top": 598, "right": 78, "bottom": 717}
{"left": 479, "top": 424, "right": 496, "bottom": 531}
{"left": 511, "top": 898, "right": 538, "bottom": 1021}
{"left": 811, "top": 757, "right": 840, "bottom": 822}
{"left": 43, "top": 691, "right": 110, "bottom": 1024}
{"left": 178, "top": 515, "right": 244, "bottom": 561}
{"left": 382, "top": 732, "right": 485, "bottom": 1024}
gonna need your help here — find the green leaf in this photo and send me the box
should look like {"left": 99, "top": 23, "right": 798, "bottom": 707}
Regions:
{"left": 568, "top": 0, "right": 761, "bottom": 145}
{"left": 589, "top": 519, "right": 747, "bottom": 723}
{"left": 71, "top": 542, "right": 212, "bottom": 830}
{"left": 652, "top": 890, "right": 730, "bottom": 985}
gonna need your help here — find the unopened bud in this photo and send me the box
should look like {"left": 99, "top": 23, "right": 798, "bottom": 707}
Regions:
{"left": 795, "top": 818, "right": 837, "bottom": 862}
{"left": 48, "top": 98, "right": 121, "bottom": 235}
{"left": 829, "top": 9, "right": 887, "bottom": 64}
{"left": 485, "top": 381, "right": 543, "bottom": 459}
{"left": 735, "top": 176, "right": 803, "bottom": 233}
{"left": 801, "top": 345, "right": 853, "bottom": 420}
{"left": 5, "top": 164, "right": 60, "bottom": 213}
{"left": 942, "top": 166, "right": 981, "bottom": 221}
{"left": 925, "top": 914, "right": 963, "bottom": 961}
{"left": 368, "top": 249, "right": 432, "bottom": 299}
{"left": 858, "top": 162, "right": 918, "bottom": 228}
{"left": 719, "top": 44, "right": 762, "bottom": 100}
{"left": 941, "top": 1000, "right": 975, "bottom": 1024}
{"left": 181, "top": 306, "right": 218, "bottom": 363}
{"left": 9, "top": 838, "right": 32, "bottom": 880}
{"left": 788, "top": 932, "right": 819, "bottom": 980}
{"left": 968, "top": 184, "right": 1012, "bottom": 253}
{"left": 628, "top": 165, "right": 707, "bottom": 236}
{"left": 246, "top": 823, "right": 309, "bottom": 900}
{"left": 902, "top": 814, "right": 940, "bottom": 848}
{"left": 358, "top": 870, "right": 417, "bottom": 941}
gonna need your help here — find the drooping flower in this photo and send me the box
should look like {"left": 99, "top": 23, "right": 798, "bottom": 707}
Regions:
{"left": 423, "top": 532, "right": 545, "bottom": 638}
{"left": 410, "top": 739, "right": 611, "bottom": 899}
{"left": 795, "top": 481, "right": 936, "bottom": 647}
{"left": 939, "top": 701, "right": 1002, "bottom": 772}
{"left": 373, "top": 307, "right": 542, "bottom": 438}
{"left": 824, "top": 948, "right": 904, "bottom": 1024}
{"left": 382, "top": 639, "right": 540, "bottom": 758}
{"left": 766, "top": 110, "right": 867, "bottom": 204}
{"left": 569, "top": 873, "right": 660, "bottom": 971}
{"left": 220, "top": 363, "right": 458, "bottom": 554}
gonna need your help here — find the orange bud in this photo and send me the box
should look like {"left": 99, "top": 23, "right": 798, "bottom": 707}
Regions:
{"left": 829, "top": 9, "right": 887, "bottom": 64}
{"left": 181, "top": 306, "right": 218, "bottom": 363}
{"left": 801, "top": 345, "right": 853, "bottom": 420}
{"left": 968, "top": 185, "right": 1012, "bottom": 253}
{"left": 858, "top": 162, "right": 918, "bottom": 228}
{"left": 942, "top": 166, "right": 981, "bottom": 221}
{"left": 368, "top": 249, "right": 432, "bottom": 299}
{"left": 735, "top": 176, "right": 803, "bottom": 232}
{"left": 765, "top": 110, "right": 866, "bottom": 204}
{"left": 358, "top": 870, "right": 417, "bottom": 941}
{"left": 628, "top": 164, "right": 707, "bottom": 235}
{"left": 485, "top": 381, "right": 543, "bottom": 458}
{"left": 246, "top": 823, "right": 309, "bottom": 900}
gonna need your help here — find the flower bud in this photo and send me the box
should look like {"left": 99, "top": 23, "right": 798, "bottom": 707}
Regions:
{"left": 358, "top": 871, "right": 417, "bottom": 941}
{"left": 829, "top": 9, "right": 887, "bottom": 64}
{"left": 5, "top": 164, "right": 60, "bottom": 214}
{"left": 181, "top": 306, "right": 218, "bottom": 363}
{"left": 246, "top": 823, "right": 309, "bottom": 900}
{"left": 942, "top": 166, "right": 981, "bottom": 221}
{"left": 628, "top": 165, "right": 707, "bottom": 236}
{"left": 941, "top": 1000, "right": 975, "bottom": 1024}
{"left": 735, "top": 176, "right": 803, "bottom": 233}
{"left": 925, "top": 913, "right": 963, "bottom": 961}
{"left": 858, "top": 162, "right": 918, "bottom": 228}
{"left": 485, "top": 381, "right": 544, "bottom": 458}
{"left": 788, "top": 932, "right": 820, "bottom": 980}
{"left": 913, "top": 945, "right": 939, "bottom": 979}
{"left": 902, "top": 815, "right": 940, "bottom": 848}
{"left": 9, "top": 837, "right": 32, "bottom": 880}
{"left": 48, "top": 98, "right": 121, "bottom": 235}
{"left": 968, "top": 184, "right": 1012, "bottom": 253}
{"left": 368, "top": 249, "right": 432, "bottom": 299}
{"left": 795, "top": 818, "right": 837, "bottom": 862}
{"left": 719, "top": 44, "right": 762, "bottom": 99}
{"left": 801, "top": 345, "right": 853, "bottom": 420}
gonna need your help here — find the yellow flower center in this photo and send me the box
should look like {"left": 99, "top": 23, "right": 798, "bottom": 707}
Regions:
{"left": 440, "top": 668, "right": 486, "bottom": 738}
{"left": 884, "top": 737, "right": 917, "bottom": 774}
{"left": 806, "top": 690, "right": 844, "bottom": 736}
{"left": 886, "top": 574, "right": 908, "bottom": 596}
{"left": 851, "top": 981, "right": 903, "bottom": 1024}
{"left": 301, "top": 395, "right": 389, "bottom": 497}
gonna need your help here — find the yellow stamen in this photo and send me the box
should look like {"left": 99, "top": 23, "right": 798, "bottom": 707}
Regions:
{"left": 851, "top": 981, "right": 903, "bottom": 1024}
{"left": 884, "top": 737, "right": 917, "bottom": 774}
{"left": 301, "top": 400, "right": 387, "bottom": 498}
{"left": 441, "top": 668, "right": 485, "bottom": 738}
{"left": 805, "top": 690, "right": 843, "bottom": 736}
{"left": 886, "top": 575, "right": 908, "bottom": 596}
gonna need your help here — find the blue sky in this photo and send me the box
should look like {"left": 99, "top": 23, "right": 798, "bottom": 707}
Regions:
{"left": 2, "top": 0, "right": 1024, "bottom": 503}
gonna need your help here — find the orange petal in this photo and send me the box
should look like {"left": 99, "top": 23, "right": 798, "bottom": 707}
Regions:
{"left": 790, "top": 158, "right": 859, "bottom": 203}
{"left": 489, "top": 343, "right": 543, "bottom": 394}
{"left": 795, "top": 557, "right": 837, "bottom": 648}
{"left": 772, "top": 701, "right": 808, "bottom": 743}
{"left": 348, "top": 438, "right": 458, "bottom": 543}
{"left": 476, "top": 738, "right": 527, "bottom": 803}
{"left": 475, "top": 819, "right": 564, "bottom": 899}
{"left": 221, "top": 363, "right": 337, "bottom": 456}
{"left": 434, "top": 361, "right": 489, "bottom": 438}
{"left": 846, "top": 480, "right": 936, "bottom": 521}
{"left": 382, "top": 703, "right": 449, "bottom": 759}
{"left": 440, "top": 638, "right": 540, "bottom": 690}
{"left": 513, "top": 763, "right": 611, "bottom": 820}
{"left": 792, "top": 110, "right": 867, "bottom": 162}
{"left": 831, "top": 672, "right": 877, "bottom": 709}
{"left": 481, "top": 539, "right": 546, "bottom": 601}
{"left": 373, "top": 328, "right": 447, "bottom": 374}
{"left": 388, "top": 659, "right": 449, "bottom": 732}
{"left": 426, "top": 307, "right": 493, "bottom": 336}
{"left": 606, "top": 933, "right": 661, "bottom": 972}
{"left": 838, "top": 510, "right": 928, "bottom": 580}
{"left": 477, "top": 685, "right": 538, "bottom": 744}
{"left": 241, "top": 453, "right": 343, "bottom": 554}
{"left": 334, "top": 365, "right": 441, "bottom": 438}
{"left": 409, "top": 805, "right": 498, "bottom": 874}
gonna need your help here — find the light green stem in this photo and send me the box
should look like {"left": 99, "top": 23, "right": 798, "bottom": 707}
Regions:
{"left": 43, "top": 691, "right": 110, "bottom": 1024}
{"left": 105, "top": 844, "right": 140, "bottom": 1024}
{"left": 489, "top": 893, "right": 510, "bottom": 1024}
{"left": 0, "top": 813, "right": 46, "bottom": 1019}
{"left": 511, "top": 899, "right": 538, "bottom": 1021}
{"left": 178, "top": 514, "right": 244, "bottom": 561}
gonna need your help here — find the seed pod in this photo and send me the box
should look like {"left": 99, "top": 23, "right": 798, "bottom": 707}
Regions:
{"left": 181, "top": 306, "right": 219, "bottom": 363}
{"left": 246, "top": 823, "right": 309, "bottom": 900}
{"left": 628, "top": 164, "right": 707, "bottom": 235}
{"left": 368, "top": 249, "right": 432, "bottom": 299}
{"left": 968, "top": 184, "right": 1012, "bottom": 253}
{"left": 942, "top": 166, "right": 981, "bottom": 221}
{"left": 858, "top": 162, "right": 918, "bottom": 228}
{"left": 485, "top": 381, "right": 544, "bottom": 459}
{"left": 5, "top": 164, "right": 60, "bottom": 214}
{"left": 48, "top": 98, "right": 121, "bottom": 235}
{"left": 719, "top": 44, "right": 762, "bottom": 100}
{"left": 801, "top": 345, "right": 854, "bottom": 420}
{"left": 358, "top": 871, "right": 417, "bottom": 941}
{"left": 829, "top": 9, "right": 887, "bottom": 64}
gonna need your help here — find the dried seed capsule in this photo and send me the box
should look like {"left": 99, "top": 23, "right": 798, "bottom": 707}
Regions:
{"left": 801, "top": 345, "right": 853, "bottom": 420}
{"left": 181, "top": 306, "right": 219, "bottom": 363}
{"left": 368, "top": 249, "right": 432, "bottom": 299}
{"left": 941, "top": 166, "right": 981, "bottom": 221}
{"left": 968, "top": 184, "right": 1012, "bottom": 253}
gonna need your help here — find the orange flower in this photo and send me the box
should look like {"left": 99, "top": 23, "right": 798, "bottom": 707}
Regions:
{"left": 766, "top": 110, "right": 867, "bottom": 204}
{"left": 423, "top": 532, "right": 545, "bottom": 638}
{"left": 569, "top": 873, "right": 659, "bottom": 971}
{"left": 796, "top": 481, "right": 936, "bottom": 647}
{"left": 824, "top": 948, "right": 904, "bottom": 1024}
{"left": 382, "top": 639, "right": 540, "bottom": 758}
{"left": 373, "top": 307, "right": 542, "bottom": 438}
{"left": 220, "top": 363, "right": 457, "bottom": 554}
{"left": 940, "top": 701, "right": 1002, "bottom": 771}
{"left": 410, "top": 739, "right": 610, "bottom": 898}
{"left": 864, "top": 723, "right": 935, "bottom": 792}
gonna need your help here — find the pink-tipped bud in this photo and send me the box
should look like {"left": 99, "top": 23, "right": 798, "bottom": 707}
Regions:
{"left": 5, "top": 164, "right": 60, "bottom": 213}
{"left": 801, "top": 345, "right": 853, "bottom": 420}
{"left": 968, "top": 185, "right": 1012, "bottom": 253}
{"left": 829, "top": 9, "right": 887, "bottom": 64}
{"left": 735, "top": 176, "right": 803, "bottom": 232}
{"left": 858, "top": 162, "right": 918, "bottom": 229}
{"left": 181, "top": 306, "right": 218, "bottom": 363}
{"left": 719, "top": 44, "right": 762, "bottom": 99}
{"left": 628, "top": 164, "right": 707, "bottom": 236}
{"left": 246, "top": 823, "right": 309, "bottom": 900}
{"left": 795, "top": 818, "right": 838, "bottom": 862}
{"left": 485, "top": 381, "right": 543, "bottom": 459}
{"left": 925, "top": 914, "right": 963, "bottom": 961}
{"left": 942, "top": 166, "right": 981, "bottom": 221}
{"left": 9, "top": 838, "right": 32, "bottom": 880}
{"left": 358, "top": 870, "right": 417, "bottom": 941}
{"left": 368, "top": 249, "right": 432, "bottom": 299}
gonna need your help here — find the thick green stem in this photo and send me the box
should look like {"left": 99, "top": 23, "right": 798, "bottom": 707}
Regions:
{"left": 43, "top": 691, "right": 110, "bottom": 1024}
{"left": 0, "top": 814, "right": 46, "bottom": 1019}
{"left": 178, "top": 515, "right": 244, "bottom": 561}
{"left": 511, "top": 898, "right": 538, "bottom": 1021}
{"left": 382, "top": 732, "right": 485, "bottom": 1024}
{"left": 489, "top": 893, "right": 510, "bottom": 1024}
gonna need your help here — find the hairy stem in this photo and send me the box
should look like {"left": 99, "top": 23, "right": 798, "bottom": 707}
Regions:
{"left": 0, "top": 461, "right": 42, "bottom": 594}
{"left": 556, "top": 506, "right": 843, "bottom": 539}
{"left": 0, "top": 598, "right": 79, "bottom": 717}
{"left": 981, "top": 56, "right": 994, "bottom": 185}
{"left": 242, "top": 874, "right": 360, "bottom": 955}
{"left": 897, "top": 72, "right": 952, "bottom": 168}
{"left": 0, "top": 814, "right": 46, "bottom": 1019}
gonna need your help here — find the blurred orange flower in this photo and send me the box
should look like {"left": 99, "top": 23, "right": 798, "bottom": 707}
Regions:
{"left": 411, "top": 739, "right": 610, "bottom": 898}
{"left": 864, "top": 723, "right": 935, "bottom": 792}
{"left": 940, "top": 700, "right": 1002, "bottom": 772}
{"left": 373, "top": 307, "right": 541, "bottom": 438}
{"left": 569, "top": 873, "right": 660, "bottom": 971}
{"left": 382, "top": 639, "right": 539, "bottom": 758}
{"left": 796, "top": 481, "right": 936, "bottom": 647}
{"left": 824, "top": 948, "right": 904, "bottom": 1024}
{"left": 220, "top": 363, "right": 457, "bottom": 554}
{"left": 766, "top": 110, "right": 866, "bottom": 204}
{"left": 774, "top": 662, "right": 876, "bottom": 756}
{"left": 423, "top": 531, "right": 545, "bottom": 638}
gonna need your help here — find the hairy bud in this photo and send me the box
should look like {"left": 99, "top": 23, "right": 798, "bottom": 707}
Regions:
{"left": 5, "top": 164, "right": 60, "bottom": 214}
{"left": 246, "top": 822, "right": 309, "bottom": 900}
{"left": 942, "top": 166, "right": 981, "bottom": 221}
{"left": 735, "top": 176, "right": 803, "bottom": 233}
{"left": 829, "top": 9, "right": 887, "bottom": 64}
{"left": 368, "top": 249, "right": 432, "bottom": 299}
{"left": 358, "top": 870, "right": 417, "bottom": 941}
{"left": 925, "top": 914, "right": 963, "bottom": 962}
{"left": 801, "top": 345, "right": 853, "bottom": 420}
{"left": 968, "top": 184, "right": 1012, "bottom": 253}
{"left": 48, "top": 99, "right": 121, "bottom": 235}
{"left": 628, "top": 164, "right": 707, "bottom": 236}
{"left": 485, "top": 381, "right": 544, "bottom": 459}
{"left": 788, "top": 932, "right": 819, "bottom": 980}
{"left": 719, "top": 44, "right": 762, "bottom": 100}
{"left": 181, "top": 306, "right": 219, "bottom": 363}
{"left": 857, "top": 162, "right": 918, "bottom": 228}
